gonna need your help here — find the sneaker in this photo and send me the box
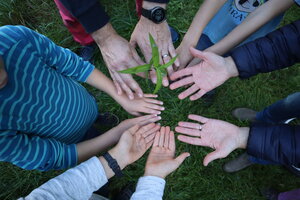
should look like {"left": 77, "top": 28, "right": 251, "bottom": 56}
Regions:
{"left": 169, "top": 26, "right": 179, "bottom": 43}
{"left": 232, "top": 108, "right": 258, "bottom": 122}
{"left": 285, "top": 165, "right": 300, "bottom": 177}
{"left": 79, "top": 43, "right": 96, "bottom": 63}
{"left": 260, "top": 188, "right": 279, "bottom": 200}
{"left": 223, "top": 153, "right": 253, "bottom": 173}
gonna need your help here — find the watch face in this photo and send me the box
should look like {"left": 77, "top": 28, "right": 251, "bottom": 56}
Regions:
{"left": 151, "top": 8, "right": 166, "bottom": 23}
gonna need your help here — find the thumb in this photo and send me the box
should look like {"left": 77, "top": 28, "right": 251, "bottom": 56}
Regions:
{"left": 203, "top": 150, "right": 223, "bottom": 166}
{"left": 189, "top": 47, "right": 207, "bottom": 61}
{"left": 175, "top": 152, "right": 190, "bottom": 166}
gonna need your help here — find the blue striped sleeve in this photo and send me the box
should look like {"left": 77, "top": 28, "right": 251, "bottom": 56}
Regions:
{"left": 1, "top": 25, "right": 94, "bottom": 82}
{"left": 0, "top": 130, "right": 78, "bottom": 171}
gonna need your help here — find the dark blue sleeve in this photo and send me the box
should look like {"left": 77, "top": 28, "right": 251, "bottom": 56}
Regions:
{"left": 230, "top": 20, "right": 300, "bottom": 79}
{"left": 59, "top": 0, "right": 110, "bottom": 33}
{"left": 246, "top": 123, "right": 300, "bottom": 167}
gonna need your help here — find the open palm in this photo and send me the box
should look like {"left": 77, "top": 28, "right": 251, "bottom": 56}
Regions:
{"left": 145, "top": 127, "right": 190, "bottom": 179}
{"left": 176, "top": 114, "right": 243, "bottom": 166}
{"left": 170, "top": 47, "right": 235, "bottom": 101}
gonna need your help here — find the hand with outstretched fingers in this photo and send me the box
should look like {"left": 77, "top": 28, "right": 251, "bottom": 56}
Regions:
{"left": 144, "top": 126, "right": 190, "bottom": 179}
{"left": 130, "top": 17, "right": 179, "bottom": 87}
{"left": 169, "top": 47, "right": 238, "bottom": 101}
{"left": 176, "top": 114, "right": 249, "bottom": 166}
{"left": 118, "top": 94, "right": 165, "bottom": 116}
{"left": 109, "top": 123, "right": 161, "bottom": 168}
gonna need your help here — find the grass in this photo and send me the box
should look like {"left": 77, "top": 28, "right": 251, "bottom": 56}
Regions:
{"left": 1, "top": 0, "right": 300, "bottom": 199}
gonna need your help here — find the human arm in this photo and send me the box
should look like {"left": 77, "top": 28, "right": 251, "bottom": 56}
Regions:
{"left": 86, "top": 68, "right": 164, "bottom": 116}
{"left": 131, "top": 126, "right": 190, "bottom": 200}
{"left": 130, "top": 0, "right": 176, "bottom": 87}
{"left": 170, "top": 19, "right": 300, "bottom": 100}
{"left": 176, "top": 0, "right": 227, "bottom": 69}
{"left": 20, "top": 123, "right": 158, "bottom": 200}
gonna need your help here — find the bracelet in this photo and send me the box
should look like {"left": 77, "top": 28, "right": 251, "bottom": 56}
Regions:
{"left": 103, "top": 152, "right": 123, "bottom": 177}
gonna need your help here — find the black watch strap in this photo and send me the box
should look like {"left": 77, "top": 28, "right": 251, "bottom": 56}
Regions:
{"left": 103, "top": 152, "right": 123, "bottom": 177}
{"left": 141, "top": 7, "right": 152, "bottom": 20}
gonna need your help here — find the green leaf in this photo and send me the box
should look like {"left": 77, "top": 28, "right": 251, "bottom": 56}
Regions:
{"left": 145, "top": 58, "right": 153, "bottom": 81}
{"left": 118, "top": 64, "right": 151, "bottom": 74}
{"left": 149, "top": 33, "right": 159, "bottom": 68}
{"left": 153, "top": 69, "right": 163, "bottom": 94}
{"left": 158, "top": 55, "right": 178, "bottom": 70}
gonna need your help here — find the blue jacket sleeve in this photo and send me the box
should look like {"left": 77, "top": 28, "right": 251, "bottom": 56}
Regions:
{"left": 246, "top": 124, "right": 300, "bottom": 167}
{"left": 230, "top": 20, "right": 300, "bottom": 79}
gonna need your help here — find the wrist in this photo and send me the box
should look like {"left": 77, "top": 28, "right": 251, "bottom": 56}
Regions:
{"left": 143, "top": 1, "right": 166, "bottom": 9}
{"left": 108, "top": 147, "right": 128, "bottom": 169}
{"left": 225, "top": 56, "right": 239, "bottom": 78}
{"left": 91, "top": 23, "right": 118, "bottom": 46}
{"left": 144, "top": 171, "right": 166, "bottom": 179}
{"left": 237, "top": 127, "right": 250, "bottom": 149}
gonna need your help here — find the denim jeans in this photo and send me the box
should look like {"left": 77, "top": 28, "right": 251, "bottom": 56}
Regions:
{"left": 249, "top": 92, "right": 300, "bottom": 165}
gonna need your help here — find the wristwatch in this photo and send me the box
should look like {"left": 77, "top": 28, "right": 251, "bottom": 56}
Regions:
{"left": 103, "top": 152, "right": 123, "bottom": 177}
{"left": 141, "top": 6, "right": 166, "bottom": 24}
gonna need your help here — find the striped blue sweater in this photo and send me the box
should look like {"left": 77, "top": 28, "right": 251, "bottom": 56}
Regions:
{"left": 0, "top": 25, "right": 98, "bottom": 171}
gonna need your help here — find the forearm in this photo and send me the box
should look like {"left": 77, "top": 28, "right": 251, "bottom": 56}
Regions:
{"left": 206, "top": 0, "right": 294, "bottom": 55}
{"left": 76, "top": 125, "right": 124, "bottom": 163}
{"left": 182, "top": 0, "right": 226, "bottom": 47}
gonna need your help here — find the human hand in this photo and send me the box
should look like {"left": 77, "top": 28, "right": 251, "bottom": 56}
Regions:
{"left": 144, "top": 126, "right": 190, "bottom": 179}
{"left": 118, "top": 94, "right": 164, "bottom": 116}
{"left": 92, "top": 24, "right": 145, "bottom": 100}
{"left": 118, "top": 114, "right": 162, "bottom": 132}
{"left": 175, "top": 41, "right": 194, "bottom": 71}
{"left": 176, "top": 114, "right": 249, "bottom": 166}
{"left": 169, "top": 47, "right": 238, "bottom": 101}
{"left": 109, "top": 123, "right": 161, "bottom": 168}
{"left": 130, "top": 17, "right": 179, "bottom": 87}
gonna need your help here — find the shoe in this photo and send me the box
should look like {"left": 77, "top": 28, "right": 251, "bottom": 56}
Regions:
{"left": 79, "top": 43, "right": 96, "bottom": 63}
{"left": 169, "top": 26, "right": 179, "bottom": 43}
{"left": 232, "top": 108, "right": 258, "bottom": 122}
{"left": 285, "top": 165, "right": 300, "bottom": 177}
{"left": 260, "top": 188, "right": 279, "bottom": 200}
{"left": 223, "top": 153, "right": 253, "bottom": 173}
{"left": 96, "top": 112, "right": 120, "bottom": 127}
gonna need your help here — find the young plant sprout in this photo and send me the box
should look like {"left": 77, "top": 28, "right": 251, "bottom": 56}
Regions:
{"left": 119, "top": 33, "right": 178, "bottom": 93}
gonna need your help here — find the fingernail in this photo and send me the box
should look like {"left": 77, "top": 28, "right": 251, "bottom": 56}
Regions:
{"left": 163, "top": 80, "right": 168, "bottom": 85}
{"left": 160, "top": 102, "right": 164, "bottom": 105}
{"left": 157, "top": 123, "right": 161, "bottom": 125}
{"left": 161, "top": 107, "right": 165, "bottom": 110}
{"left": 129, "top": 95, "right": 134, "bottom": 100}
{"left": 158, "top": 116, "right": 161, "bottom": 120}
{"left": 138, "top": 93, "right": 143, "bottom": 98}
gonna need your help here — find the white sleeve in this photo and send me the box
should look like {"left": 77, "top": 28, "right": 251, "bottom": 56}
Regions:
{"left": 130, "top": 176, "right": 166, "bottom": 200}
{"left": 19, "top": 157, "right": 108, "bottom": 200}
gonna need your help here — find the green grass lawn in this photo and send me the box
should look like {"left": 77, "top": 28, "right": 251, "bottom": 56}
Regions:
{"left": 1, "top": 0, "right": 300, "bottom": 199}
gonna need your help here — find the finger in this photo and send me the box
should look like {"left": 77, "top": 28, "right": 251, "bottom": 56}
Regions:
{"left": 178, "top": 121, "right": 203, "bottom": 129}
{"left": 177, "top": 135, "right": 203, "bottom": 146}
{"left": 190, "top": 47, "right": 208, "bottom": 61}
{"left": 143, "top": 94, "right": 158, "bottom": 98}
{"left": 203, "top": 150, "right": 225, "bottom": 166}
{"left": 159, "top": 127, "right": 165, "bottom": 147}
{"left": 178, "top": 84, "right": 199, "bottom": 100}
{"left": 162, "top": 54, "right": 174, "bottom": 77}
{"left": 131, "top": 46, "right": 145, "bottom": 66}
{"left": 188, "top": 114, "right": 209, "bottom": 124}
{"left": 175, "top": 152, "right": 190, "bottom": 166}
{"left": 145, "top": 104, "right": 165, "bottom": 111}
{"left": 169, "top": 77, "right": 194, "bottom": 90}
{"left": 186, "top": 57, "right": 202, "bottom": 68}
{"left": 128, "top": 125, "right": 140, "bottom": 135}
{"left": 121, "top": 73, "right": 143, "bottom": 98}
{"left": 162, "top": 76, "right": 169, "bottom": 87}
{"left": 144, "top": 98, "right": 164, "bottom": 105}
{"left": 169, "top": 131, "right": 175, "bottom": 151}
{"left": 140, "top": 107, "right": 161, "bottom": 115}
{"left": 131, "top": 111, "right": 142, "bottom": 116}
{"left": 138, "top": 115, "right": 162, "bottom": 126}
{"left": 164, "top": 126, "right": 170, "bottom": 148}
{"left": 109, "top": 71, "right": 123, "bottom": 95}
{"left": 169, "top": 68, "right": 193, "bottom": 81}
{"left": 142, "top": 124, "right": 161, "bottom": 138}
{"left": 146, "top": 139, "right": 155, "bottom": 149}
{"left": 169, "top": 43, "right": 179, "bottom": 67}
{"left": 190, "top": 89, "right": 207, "bottom": 101}
{"left": 175, "top": 127, "right": 201, "bottom": 137}
{"left": 145, "top": 132, "right": 156, "bottom": 144}
{"left": 150, "top": 69, "right": 157, "bottom": 84}
{"left": 114, "top": 73, "right": 135, "bottom": 100}
{"left": 138, "top": 123, "right": 156, "bottom": 134}
{"left": 153, "top": 131, "right": 161, "bottom": 147}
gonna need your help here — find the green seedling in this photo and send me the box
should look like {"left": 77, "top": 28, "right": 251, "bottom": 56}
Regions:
{"left": 119, "top": 33, "right": 178, "bottom": 94}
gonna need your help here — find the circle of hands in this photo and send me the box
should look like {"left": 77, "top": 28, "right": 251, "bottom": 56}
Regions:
{"left": 104, "top": 21, "right": 242, "bottom": 177}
